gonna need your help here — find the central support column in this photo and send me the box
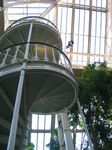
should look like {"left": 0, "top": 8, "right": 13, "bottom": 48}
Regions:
{"left": 61, "top": 112, "right": 74, "bottom": 150}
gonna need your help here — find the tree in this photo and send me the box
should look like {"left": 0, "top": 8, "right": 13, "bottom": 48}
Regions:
{"left": 46, "top": 129, "right": 60, "bottom": 150}
{"left": 70, "top": 62, "right": 112, "bottom": 150}
{"left": 27, "top": 142, "right": 35, "bottom": 150}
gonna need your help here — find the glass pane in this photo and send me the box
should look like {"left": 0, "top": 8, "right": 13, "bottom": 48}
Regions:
{"left": 62, "top": 7, "right": 67, "bottom": 33}
{"left": 95, "top": 37, "right": 100, "bottom": 54}
{"left": 100, "top": 38, "right": 105, "bottom": 54}
{"left": 75, "top": 0, "right": 80, "bottom": 4}
{"left": 83, "top": 36, "right": 88, "bottom": 53}
{"left": 44, "top": 133, "right": 51, "bottom": 150}
{"left": 31, "top": 133, "right": 37, "bottom": 150}
{"left": 84, "top": 10, "right": 89, "bottom": 35}
{"left": 91, "top": 37, "right": 95, "bottom": 54}
{"left": 38, "top": 115, "right": 45, "bottom": 129}
{"left": 58, "top": 7, "right": 62, "bottom": 32}
{"left": 102, "top": 0, "right": 106, "bottom": 8}
{"left": 32, "top": 114, "right": 38, "bottom": 129}
{"left": 45, "top": 115, "right": 52, "bottom": 130}
{"left": 78, "top": 36, "right": 83, "bottom": 53}
{"left": 85, "top": 0, "right": 90, "bottom": 5}
{"left": 73, "top": 35, "right": 78, "bottom": 52}
{"left": 91, "top": 11, "right": 96, "bottom": 36}
{"left": 74, "top": 9, "right": 79, "bottom": 34}
{"left": 67, "top": 8, "right": 72, "bottom": 33}
{"left": 79, "top": 10, "right": 84, "bottom": 35}
{"left": 38, "top": 133, "right": 44, "bottom": 150}
{"left": 101, "top": 13, "right": 106, "bottom": 37}
{"left": 96, "top": 12, "right": 101, "bottom": 37}
{"left": 97, "top": 0, "right": 102, "bottom": 7}
{"left": 92, "top": 0, "right": 97, "bottom": 6}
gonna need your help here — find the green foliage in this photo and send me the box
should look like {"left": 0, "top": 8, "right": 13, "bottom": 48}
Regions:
{"left": 46, "top": 129, "right": 59, "bottom": 150}
{"left": 27, "top": 143, "right": 35, "bottom": 150}
{"left": 70, "top": 62, "right": 112, "bottom": 150}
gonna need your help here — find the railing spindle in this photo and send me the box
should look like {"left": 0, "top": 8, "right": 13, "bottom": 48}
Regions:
{"left": 34, "top": 44, "right": 38, "bottom": 61}
{"left": 44, "top": 45, "right": 48, "bottom": 61}
{"left": 11, "top": 45, "right": 20, "bottom": 63}
{"left": 52, "top": 48, "right": 56, "bottom": 63}
{"left": 1, "top": 48, "right": 10, "bottom": 67}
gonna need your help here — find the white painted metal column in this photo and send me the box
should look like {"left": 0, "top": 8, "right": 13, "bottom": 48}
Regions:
{"left": 61, "top": 112, "right": 74, "bottom": 150}
{"left": 7, "top": 22, "right": 33, "bottom": 150}
{"left": 57, "top": 114, "right": 65, "bottom": 150}
{"left": 7, "top": 69, "right": 25, "bottom": 150}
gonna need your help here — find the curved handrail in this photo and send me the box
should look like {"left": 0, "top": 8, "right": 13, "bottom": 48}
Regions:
{"left": 0, "top": 42, "right": 73, "bottom": 73}
{"left": 6, "top": 16, "right": 59, "bottom": 33}
{"left": 0, "top": 42, "right": 71, "bottom": 65}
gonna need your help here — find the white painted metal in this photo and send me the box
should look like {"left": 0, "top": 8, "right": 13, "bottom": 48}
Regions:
{"left": 61, "top": 112, "right": 74, "bottom": 150}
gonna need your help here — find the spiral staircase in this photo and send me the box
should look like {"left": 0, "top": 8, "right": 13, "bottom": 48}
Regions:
{"left": 0, "top": 16, "right": 78, "bottom": 150}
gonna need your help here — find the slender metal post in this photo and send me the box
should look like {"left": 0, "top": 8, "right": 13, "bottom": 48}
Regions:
{"left": 52, "top": 48, "right": 56, "bottom": 63}
{"left": 24, "top": 22, "right": 33, "bottom": 60}
{"left": 7, "top": 22, "right": 33, "bottom": 150}
{"left": 77, "top": 99, "right": 94, "bottom": 150}
{"left": 61, "top": 112, "right": 74, "bottom": 150}
{"left": 11, "top": 45, "right": 20, "bottom": 63}
{"left": 7, "top": 69, "right": 25, "bottom": 150}
{"left": 34, "top": 44, "right": 38, "bottom": 61}
{"left": 57, "top": 114, "right": 65, "bottom": 150}
{"left": 1, "top": 48, "right": 10, "bottom": 67}
{"left": 44, "top": 45, "right": 48, "bottom": 61}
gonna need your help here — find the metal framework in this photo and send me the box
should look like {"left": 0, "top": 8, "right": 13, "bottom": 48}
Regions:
{"left": 1, "top": 0, "right": 112, "bottom": 150}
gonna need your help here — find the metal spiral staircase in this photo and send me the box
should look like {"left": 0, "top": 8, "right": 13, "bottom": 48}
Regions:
{"left": 0, "top": 16, "right": 78, "bottom": 150}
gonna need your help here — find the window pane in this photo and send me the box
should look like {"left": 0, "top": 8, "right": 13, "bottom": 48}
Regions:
{"left": 101, "top": 13, "right": 106, "bottom": 37}
{"left": 96, "top": 12, "right": 101, "bottom": 37}
{"left": 38, "top": 133, "right": 44, "bottom": 150}
{"left": 45, "top": 115, "right": 51, "bottom": 130}
{"left": 84, "top": 10, "right": 89, "bottom": 35}
{"left": 44, "top": 133, "right": 51, "bottom": 150}
{"left": 31, "top": 133, "right": 37, "bottom": 150}
{"left": 91, "top": 11, "right": 96, "bottom": 36}
{"left": 67, "top": 8, "right": 72, "bottom": 33}
{"left": 83, "top": 36, "right": 88, "bottom": 53}
{"left": 79, "top": 10, "right": 84, "bottom": 35}
{"left": 74, "top": 9, "right": 79, "bottom": 34}
{"left": 32, "top": 114, "right": 38, "bottom": 129}
{"left": 38, "top": 115, "right": 45, "bottom": 129}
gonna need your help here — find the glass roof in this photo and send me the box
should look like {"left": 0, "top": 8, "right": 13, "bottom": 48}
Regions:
{"left": 4, "top": 0, "right": 112, "bottom": 69}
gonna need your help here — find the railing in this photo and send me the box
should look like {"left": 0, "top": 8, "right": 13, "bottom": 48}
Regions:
{"left": 0, "top": 42, "right": 73, "bottom": 73}
{"left": 6, "top": 16, "right": 59, "bottom": 33}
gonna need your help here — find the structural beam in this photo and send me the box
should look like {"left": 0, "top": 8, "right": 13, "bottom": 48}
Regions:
{"left": 41, "top": 0, "right": 61, "bottom": 17}
{"left": 61, "top": 112, "right": 74, "bottom": 150}
{"left": 57, "top": 114, "right": 65, "bottom": 150}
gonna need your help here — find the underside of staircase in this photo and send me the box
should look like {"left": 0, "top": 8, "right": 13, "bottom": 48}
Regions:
{"left": 0, "top": 16, "right": 77, "bottom": 150}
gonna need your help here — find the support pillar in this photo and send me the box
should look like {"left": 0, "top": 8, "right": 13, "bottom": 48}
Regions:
{"left": 7, "top": 69, "right": 25, "bottom": 150}
{"left": 57, "top": 114, "right": 65, "bottom": 150}
{"left": 61, "top": 112, "right": 74, "bottom": 150}
{"left": 7, "top": 22, "right": 33, "bottom": 150}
